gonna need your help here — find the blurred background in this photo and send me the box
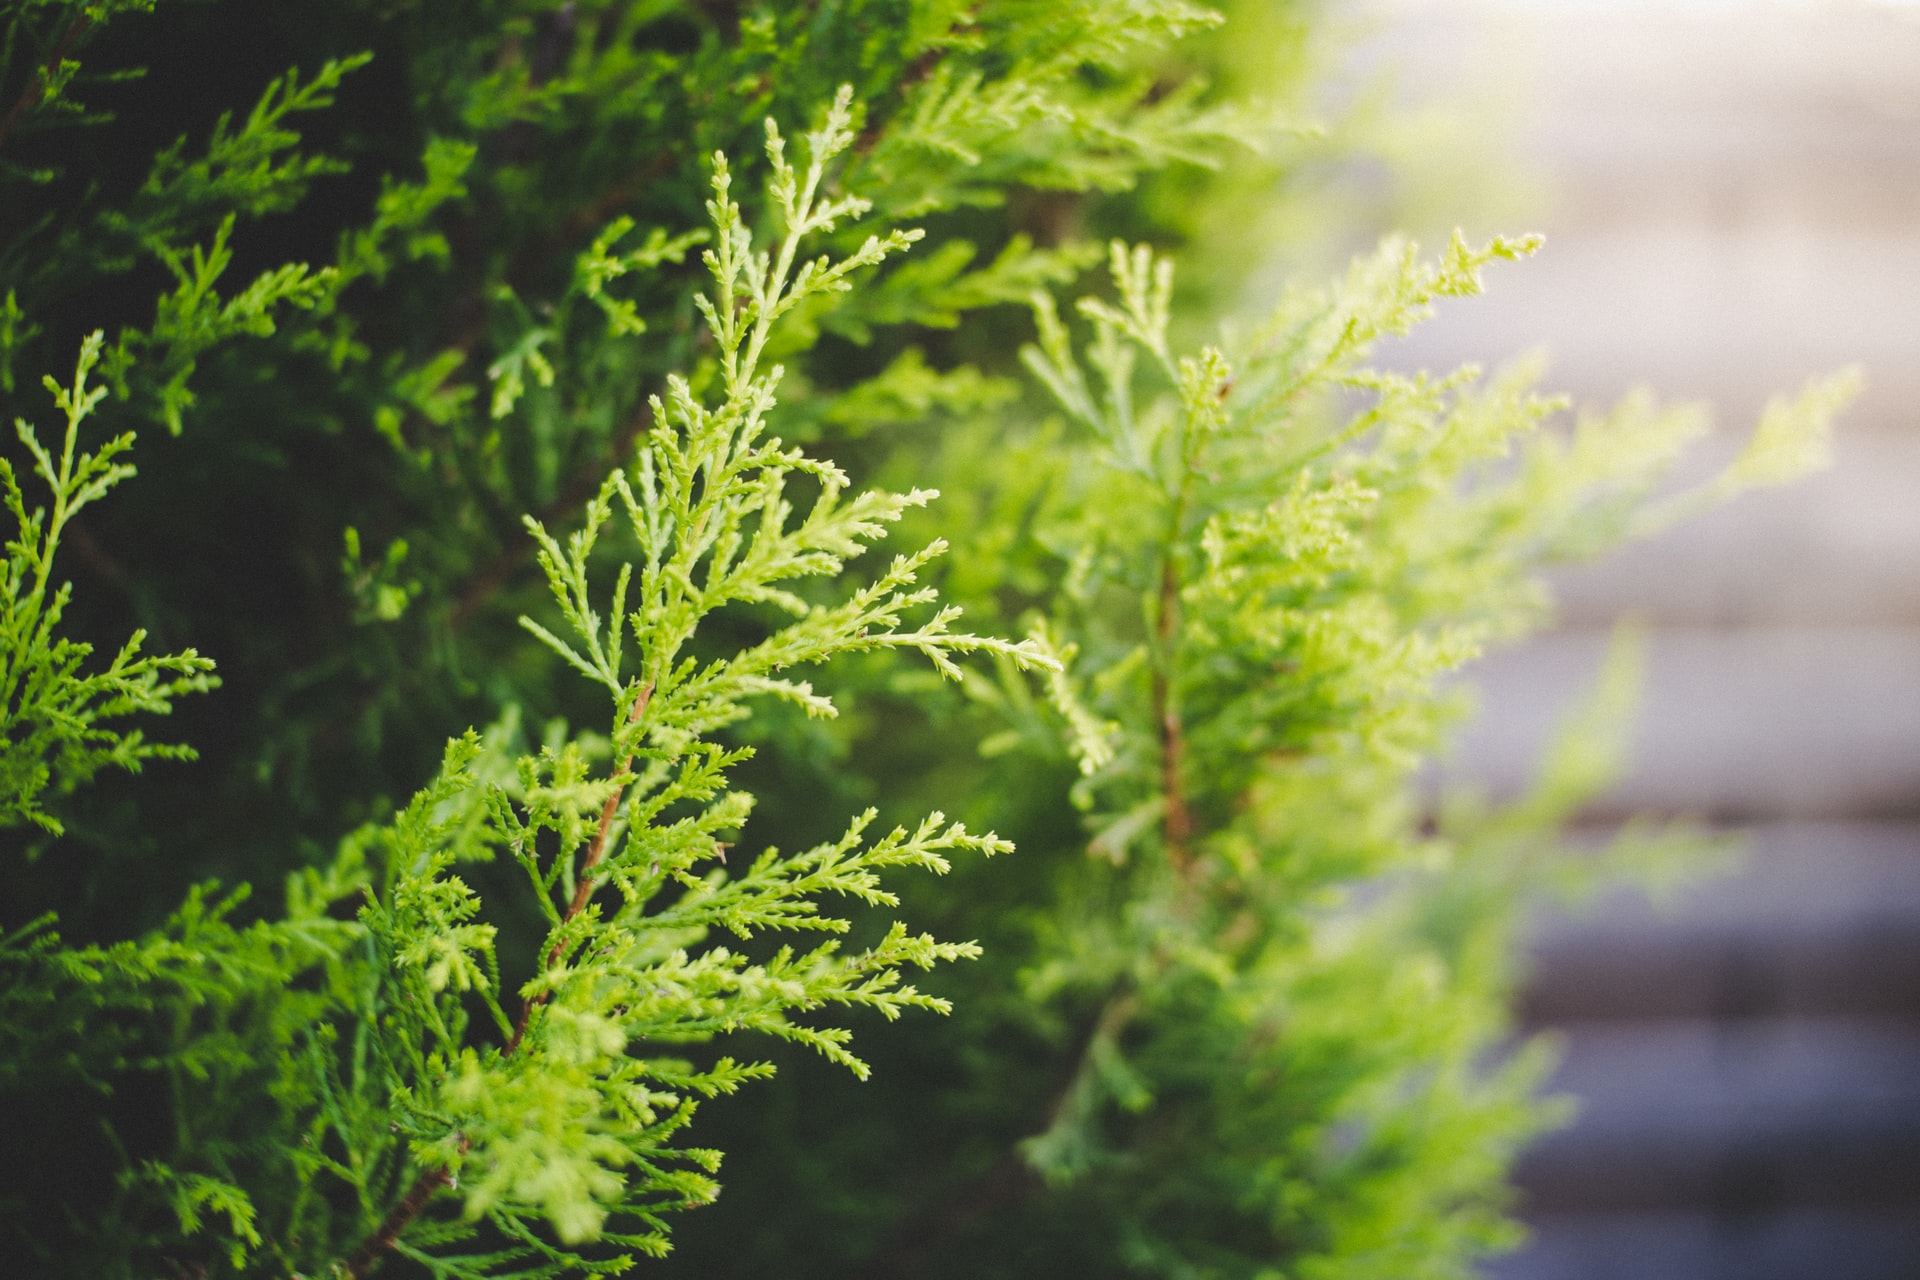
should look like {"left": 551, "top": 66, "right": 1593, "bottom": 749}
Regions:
{"left": 1327, "top": 1, "right": 1920, "bottom": 1276}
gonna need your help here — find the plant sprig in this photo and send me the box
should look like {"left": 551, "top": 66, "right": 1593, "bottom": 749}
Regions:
{"left": 0, "top": 332, "right": 215, "bottom": 834}
{"left": 330, "top": 87, "right": 1051, "bottom": 1275}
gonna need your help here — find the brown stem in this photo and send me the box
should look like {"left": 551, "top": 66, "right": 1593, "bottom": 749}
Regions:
{"left": 561, "top": 684, "right": 653, "bottom": 928}
{"left": 340, "top": 1150, "right": 457, "bottom": 1280}
{"left": 507, "top": 679, "right": 653, "bottom": 1054}
{"left": 338, "top": 681, "right": 652, "bottom": 1274}
{"left": 0, "top": 11, "right": 92, "bottom": 152}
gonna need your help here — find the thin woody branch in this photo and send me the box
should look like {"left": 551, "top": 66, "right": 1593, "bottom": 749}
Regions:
{"left": 558, "top": 684, "right": 654, "bottom": 942}
{"left": 338, "top": 681, "right": 653, "bottom": 1275}
{"left": 340, "top": 1158, "right": 456, "bottom": 1280}
{"left": 507, "top": 677, "right": 652, "bottom": 1053}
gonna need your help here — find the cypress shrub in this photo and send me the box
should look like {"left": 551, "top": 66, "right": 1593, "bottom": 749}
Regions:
{"left": 0, "top": 3, "right": 1853, "bottom": 1276}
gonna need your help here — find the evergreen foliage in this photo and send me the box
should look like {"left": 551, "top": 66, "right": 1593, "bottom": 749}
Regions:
{"left": 0, "top": 3, "right": 1854, "bottom": 1278}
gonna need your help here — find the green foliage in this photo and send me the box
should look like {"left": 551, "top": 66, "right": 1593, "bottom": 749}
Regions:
{"left": 4, "top": 79, "right": 1041, "bottom": 1276}
{"left": 899, "top": 235, "right": 1844, "bottom": 1277}
{"left": 0, "top": 332, "right": 213, "bottom": 833}
{"left": 0, "top": 3, "right": 1856, "bottom": 1279}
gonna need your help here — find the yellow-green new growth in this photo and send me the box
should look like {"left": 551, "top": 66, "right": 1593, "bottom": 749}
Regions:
{"left": 0, "top": 333, "right": 215, "bottom": 833}
{"left": 985, "top": 231, "right": 1854, "bottom": 1274}
{"left": 318, "top": 88, "right": 1052, "bottom": 1276}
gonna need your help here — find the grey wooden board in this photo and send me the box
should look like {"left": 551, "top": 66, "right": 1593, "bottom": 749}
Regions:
{"left": 1513, "top": 1018, "right": 1920, "bottom": 1211}
{"left": 1523, "top": 822, "right": 1920, "bottom": 1022}
{"left": 1511, "top": 830, "right": 1920, "bottom": 1213}
{"left": 1488, "top": 1210, "right": 1920, "bottom": 1280}
{"left": 1446, "top": 626, "right": 1920, "bottom": 819}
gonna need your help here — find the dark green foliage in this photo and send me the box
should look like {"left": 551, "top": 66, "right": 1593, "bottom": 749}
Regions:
{"left": 0, "top": 3, "right": 1853, "bottom": 1278}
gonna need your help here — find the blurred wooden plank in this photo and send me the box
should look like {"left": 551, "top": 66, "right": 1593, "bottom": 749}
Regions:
{"left": 1449, "top": 626, "right": 1920, "bottom": 818}
{"left": 1490, "top": 1209, "right": 1920, "bottom": 1280}
{"left": 1522, "top": 823, "right": 1920, "bottom": 1023}
{"left": 1513, "top": 1019, "right": 1920, "bottom": 1214}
